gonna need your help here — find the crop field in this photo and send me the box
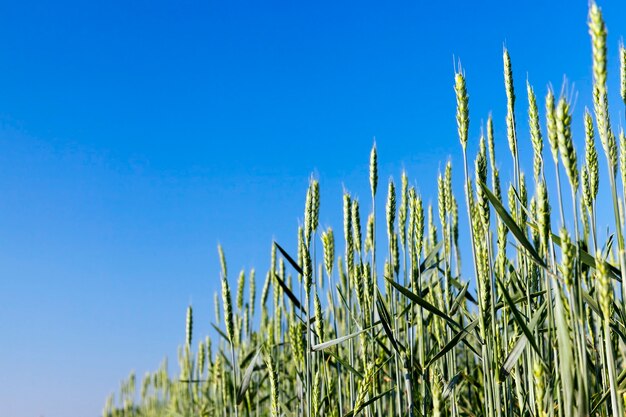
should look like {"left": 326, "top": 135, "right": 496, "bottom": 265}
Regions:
{"left": 103, "top": 3, "right": 626, "bottom": 417}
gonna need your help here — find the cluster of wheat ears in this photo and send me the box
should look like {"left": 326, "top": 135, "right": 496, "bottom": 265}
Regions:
{"left": 103, "top": 3, "right": 626, "bottom": 417}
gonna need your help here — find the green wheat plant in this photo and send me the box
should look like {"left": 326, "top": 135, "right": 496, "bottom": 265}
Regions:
{"left": 103, "top": 3, "right": 626, "bottom": 417}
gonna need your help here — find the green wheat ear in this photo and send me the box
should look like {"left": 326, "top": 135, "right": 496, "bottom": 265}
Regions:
{"left": 451, "top": 193, "right": 459, "bottom": 251}
{"left": 399, "top": 171, "right": 408, "bottom": 247}
{"left": 219, "top": 250, "right": 234, "bottom": 344}
{"left": 218, "top": 244, "right": 227, "bottom": 280}
{"left": 584, "top": 109, "right": 599, "bottom": 201}
{"left": 475, "top": 135, "right": 489, "bottom": 231}
{"left": 352, "top": 198, "right": 362, "bottom": 254}
{"left": 312, "top": 179, "right": 320, "bottom": 233}
{"left": 365, "top": 212, "right": 374, "bottom": 253}
{"left": 386, "top": 179, "right": 396, "bottom": 242}
{"left": 414, "top": 192, "right": 424, "bottom": 258}
{"left": 546, "top": 89, "right": 559, "bottom": 164}
{"left": 249, "top": 268, "right": 256, "bottom": 317}
{"left": 214, "top": 291, "right": 220, "bottom": 324}
{"left": 487, "top": 114, "right": 496, "bottom": 170}
{"left": 438, "top": 173, "right": 447, "bottom": 232}
{"left": 596, "top": 250, "right": 612, "bottom": 318}
{"left": 197, "top": 340, "right": 205, "bottom": 378}
{"left": 302, "top": 243, "right": 312, "bottom": 297}
{"left": 263, "top": 346, "right": 280, "bottom": 417}
{"left": 407, "top": 187, "right": 418, "bottom": 278}
{"left": 370, "top": 141, "right": 378, "bottom": 197}
{"left": 432, "top": 370, "right": 443, "bottom": 417}
{"left": 270, "top": 239, "right": 276, "bottom": 277}
{"left": 589, "top": 1, "right": 616, "bottom": 173}
{"left": 556, "top": 96, "right": 578, "bottom": 191}
{"left": 537, "top": 181, "right": 551, "bottom": 253}
{"left": 185, "top": 304, "right": 193, "bottom": 348}
{"left": 533, "top": 360, "right": 546, "bottom": 417}
{"left": 260, "top": 270, "right": 270, "bottom": 308}
{"left": 321, "top": 227, "right": 335, "bottom": 278}
{"left": 503, "top": 48, "right": 518, "bottom": 160}
{"left": 560, "top": 228, "right": 575, "bottom": 287}
{"left": 527, "top": 81, "right": 544, "bottom": 182}
{"left": 236, "top": 269, "right": 245, "bottom": 312}
{"left": 314, "top": 291, "right": 324, "bottom": 341}
{"left": 354, "top": 362, "right": 376, "bottom": 415}
{"left": 582, "top": 167, "right": 592, "bottom": 213}
{"left": 445, "top": 161, "right": 453, "bottom": 212}
{"left": 312, "top": 369, "right": 321, "bottom": 417}
{"left": 589, "top": 2, "right": 607, "bottom": 89}
{"left": 304, "top": 180, "right": 315, "bottom": 245}
{"left": 455, "top": 67, "right": 469, "bottom": 150}
{"left": 343, "top": 192, "right": 354, "bottom": 275}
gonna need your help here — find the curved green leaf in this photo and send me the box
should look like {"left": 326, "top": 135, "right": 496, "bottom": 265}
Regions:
{"left": 479, "top": 180, "right": 545, "bottom": 268}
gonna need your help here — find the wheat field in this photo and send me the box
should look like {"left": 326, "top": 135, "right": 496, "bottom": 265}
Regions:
{"left": 103, "top": 3, "right": 626, "bottom": 417}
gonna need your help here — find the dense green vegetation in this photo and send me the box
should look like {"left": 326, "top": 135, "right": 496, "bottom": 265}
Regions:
{"left": 103, "top": 3, "right": 626, "bottom": 416}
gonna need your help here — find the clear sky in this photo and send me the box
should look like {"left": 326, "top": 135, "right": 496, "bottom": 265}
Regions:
{"left": 1, "top": 1, "right": 625, "bottom": 416}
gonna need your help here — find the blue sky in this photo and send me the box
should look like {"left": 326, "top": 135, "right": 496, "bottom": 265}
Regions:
{"left": 1, "top": 1, "right": 625, "bottom": 416}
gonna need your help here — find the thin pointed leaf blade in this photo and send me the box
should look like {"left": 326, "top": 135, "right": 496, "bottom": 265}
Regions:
{"left": 500, "top": 301, "right": 546, "bottom": 378}
{"left": 323, "top": 349, "right": 364, "bottom": 379}
{"left": 385, "top": 276, "right": 460, "bottom": 330}
{"left": 343, "top": 388, "right": 394, "bottom": 417}
{"left": 237, "top": 349, "right": 261, "bottom": 404}
{"left": 273, "top": 272, "right": 306, "bottom": 314}
{"left": 211, "top": 323, "right": 231, "bottom": 344}
{"left": 426, "top": 319, "right": 478, "bottom": 369}
{"left": 450, "top": 281, "right": 470, "bottom": 316}
{"left": 312, "top": 324, "right": 378, "bottom": 352}
{"left": 479, "top": 180, "right": 545, "bottom": 268}
{"left": 443, "top": 373, "right": 464, "bottom": 399}
{"left": 376, "top": 290, "right": 401, "bottom": 354}
{"left": 496, "top": 276, "right": 542, "bottom": 357}
{"left": 420, "top": 240, "right": 443, "bottom": 273}
{"left": 553, "top": 281, "right": 574, "bottom": 414}
{"left": 274, "top": 241, "right": 303, "bottom": 275}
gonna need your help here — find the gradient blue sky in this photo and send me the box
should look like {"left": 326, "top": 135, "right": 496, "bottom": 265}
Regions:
{"left": 1, "top": 1, "right": 625, "bottom": 416}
